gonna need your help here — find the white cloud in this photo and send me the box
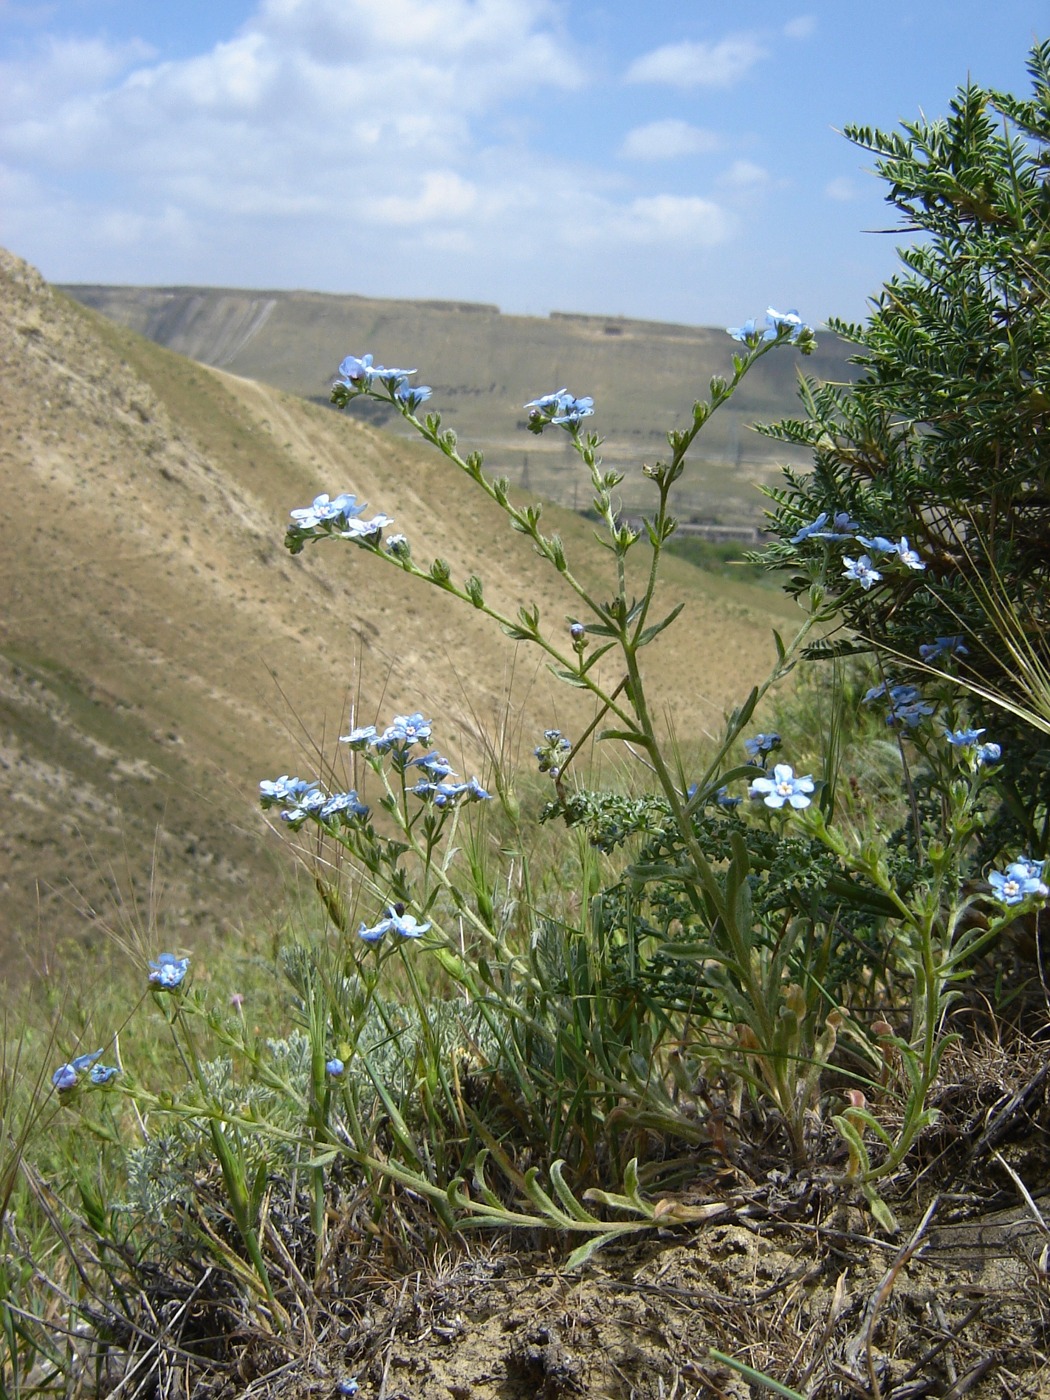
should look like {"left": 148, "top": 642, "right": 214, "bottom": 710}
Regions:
{"left": 783, "top": 15, "right": 816, "bottom": 40}
{"left": 364, "top": 170, "right": 478, "bottom": 226}
{"left": 0, "top": 0, "right": 744, "bottom": 315}
{"left": 619, "top": 119, "right": 720, "bottom": 161}
{"left": 718, "top": 160, "right": 770, "bottom": 190}
{"left": 824, "top": 176, "right": 858, "bottom": 201}
{"left": 624, "top": 35, "right": 766, "bottom": 89}
{"left": 594, "top": 194, "right": 732, "bottom": 247}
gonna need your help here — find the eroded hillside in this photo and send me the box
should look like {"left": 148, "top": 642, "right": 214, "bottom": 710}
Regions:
{"left": 1, "top": 248, "right": 798, "bottom": 976}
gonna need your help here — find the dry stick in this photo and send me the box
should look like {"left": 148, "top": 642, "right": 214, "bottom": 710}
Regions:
{"left": 846, "top": 1195, "right": 941, "bottom": 1400}
{"left": 992, "top": 1151, "right": 1050, "bottom": 1240}
{"left": 376, "top": 1277, "right": 411, "bottom": 1400}
{"left": 896, "top": 1300, "right": 986, "bottom": 1387}
{"left": 970, "top": 1059, "right": 1050, "bottom": 1159}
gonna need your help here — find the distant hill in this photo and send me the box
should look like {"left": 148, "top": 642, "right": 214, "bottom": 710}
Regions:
{"left": 62, "top": 284, "right": 851, "bottom": 530}
{"left": 1, "top": 249, "right": 801, "bottom": 977}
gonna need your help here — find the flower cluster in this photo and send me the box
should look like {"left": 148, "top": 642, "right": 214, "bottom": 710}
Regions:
{"left": 988, "top": 857, "right": 1048, "bottom": 906}
{"left": 52, "top": 1049, "right": 119, "bottom": 1092}
{"left": 790, "top": 511, "right": 859, "bottom": 543}
{"left": 788, "top": 508, "right": 929, "bottom": 587}
{"left": 524, "top": 389, "right": 594, "bottom": 433}
{"left": 259, "top": 775, "right": 370, "bottom": 830}
{"left": 284, "top": 491, "right": 394, "bottom": 555}
{"left": 945, "top": 728, "right": 1002, "bottom": 767}
{"left": 749, "top": 763, "right": 815, "bottom": 810}
{"left": 863, "top": 681, "right": 935, "bottom": 730}
{"left": 727, "top": 307, "right": 812, "bottom": 348}
{"left": 335, "top": 354, "right": 432, "bottom": 412}
{"left": 534, "top": 728, "right": 571, "bottom": 777}
{"left": 343, "top": 714, "right": 491, "bottom": 806}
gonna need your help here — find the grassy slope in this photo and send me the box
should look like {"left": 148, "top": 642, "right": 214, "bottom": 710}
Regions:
{"left": 63, "top": 284, "right": 852, "bottom": 527}
{"left": 1, "top": 248, "right": 799, "bottom": 976}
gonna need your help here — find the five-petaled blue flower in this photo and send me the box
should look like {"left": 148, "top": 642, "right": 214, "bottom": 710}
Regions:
{"left": 842, "top": 555, "right": 882, "bottom": 590}
{"left": 149, "top": 953, "right": 189, "bottom": 989}
{"left": 376, "top": 713, "right": 433, "bottom": 749}
{"left": 989, "top": 857, "right": 1048, "bottom": 905}
{"left": 749, "top": 764, "right": 815, "bottom": 810}
{"left": 945, "top": 727, "right": 985, "bottom": 747}
{"left": 358, "top": 908, "right": 431, "bottom": 944}
{"left": 895, "top": 537, "right": 926, "bottom": 571}
{"left": 855, "top": 534, "right": 896, "bottom": 556}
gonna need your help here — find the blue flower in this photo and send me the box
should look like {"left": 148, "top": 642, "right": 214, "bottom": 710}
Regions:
{"left": 919, "top": 636, "right": 969, "bottom": 663}
{"left": 749, "top": 764, "right": 815, "bottom": 810}
{"left": 341, "top": 725, "right": 378, "bottom": 750}
{"left": 325, "top": 1058, "right": 345, "bottom": 1077}
{"left": 373, "top": 365, "right": 417, "bottom": 386}
{"left": 149, "top": 953, "right": 189, "bottom": 989}
{"left": 744, "top": 732, "right": 781, "bottom": 761}
{"left": 715, "top": 786, "right": 742, "bottom": 809}
{"left": 409, "top": 751, "right": 457, "bottom": 780}
{"left": 358, "top": 908, "right": 430, "bottom": 943}
{"left": 855, "top": 534, "right": 896, "bottom": 556}
{"left": 336, "top": 354, "right": 376, "bottom": 388}
{"left": 338, "top": 513, "right": 394, "bottom": 541}
{"left": 842, "top": 555, "right": 882, "bottom": 590}
{"left": 289, "top": 493, "right": 366, "bottom": 530}
{"left": 376, "top": 713, "right": 433, "bottom": 749}
{"left": 336, "top": 1382, "right": 360, "bottom": 1397}
{"left": 52, "top": 1049, "right": 103, "bottom": 1091}
{"left": 945, "top": 727, "right": 985, "bottom": 747}
{"left": 765, "top": 307, "right": 804, "bottom": 341}
{"left": 89, "top": 1063, "right": 120, "bottom": 1085}
{"left": 895, "top": 537, "right": 926, "bottom": 571}
{"left": 989, "top": 857, "right": 1048, "bottom": 905}
{"left": 976, "top": 742, "right": 1002, "bottom": 766}
{"left": 886, "top": 697, "right": 935, "bottom": 729}
{"left": 385, "top": 533, "right": 410, "bottom": 558}
{"left": 790, "top": 511, "right": 858, "bottom": 543}
{"left": 320, "top": 791, "right": 369, "bottom": 822}
{"left": 726, "top": 318, "right": 764, "bottom": 343}
{"left": 260, "top": 775, "right": 319, "bottom": 808}
{"left": 281, "top": 787, "right": 329, "bottom": 827}
{"left": 395, "top": 381, "right": 432, "bottom": 412}
{"left": 551, "top": 395, "right": 594, "bottom": 426}
{"left": 524, "top": 389, "right": 594, "bottom": 432}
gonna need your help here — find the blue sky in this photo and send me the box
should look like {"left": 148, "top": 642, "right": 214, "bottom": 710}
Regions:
{"left": 0, "top": 0, "right": 1045, "bottom": 327}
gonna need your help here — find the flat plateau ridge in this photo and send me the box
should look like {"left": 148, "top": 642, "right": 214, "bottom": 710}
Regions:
{"left": 2, "top": 247, "right": 798, "bottom": 972}
{"left": 63, "top": 282, "right": 850, "bottom": 528}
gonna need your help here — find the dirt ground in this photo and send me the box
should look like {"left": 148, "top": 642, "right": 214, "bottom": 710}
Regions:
{"left": 307, "top": 1189, "right": 1049, "bottom": 1400}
